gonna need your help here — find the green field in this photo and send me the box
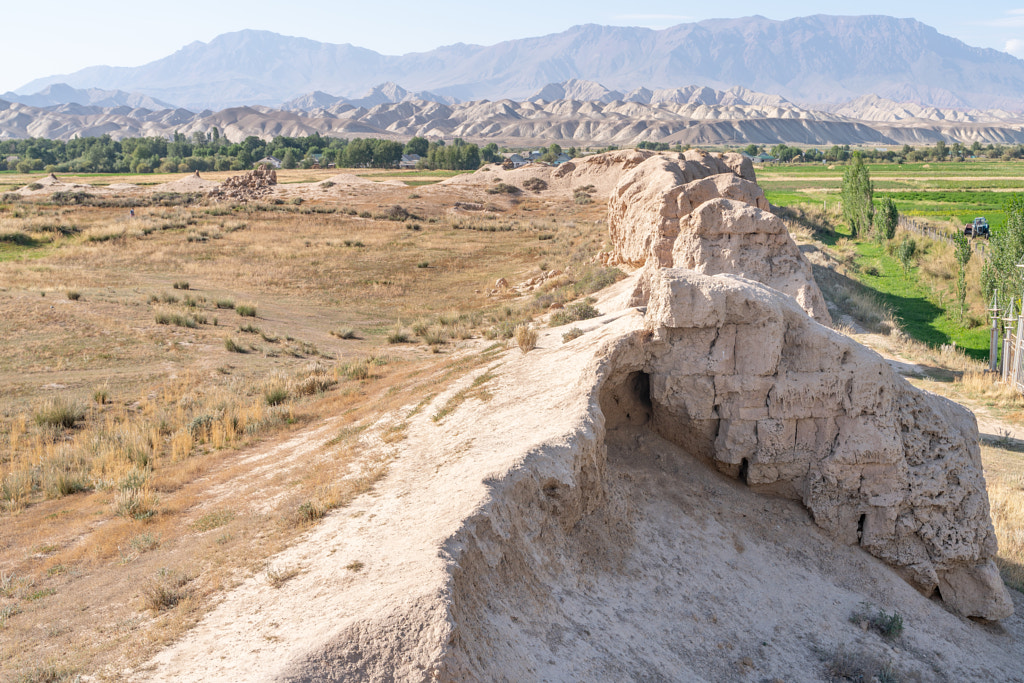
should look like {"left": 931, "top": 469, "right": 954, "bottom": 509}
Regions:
{"left": 850, "top": 236, "right": 989, "bottom": 358}
{"left": 761, "top": 160, "right": 1024, "bottom": 231}
{"left": 763, "top": 160, "right": 1024, "bottom": 359}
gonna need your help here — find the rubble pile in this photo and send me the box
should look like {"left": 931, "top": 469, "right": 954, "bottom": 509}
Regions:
{"left": 209, "top": 166, "right": 277, "bottom": 201}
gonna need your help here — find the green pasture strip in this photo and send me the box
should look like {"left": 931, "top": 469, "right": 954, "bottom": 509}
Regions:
{"left": 764, "top": 191, "right": 826, "bottom": 208}
{"left": 848, "top": 238, "right": 989, "bottom": 359}
{"left": 877, "top": 190, "right": 1011, "bottom": 227}
{"left": 759, "top": 160, "right": 1024, "bottom": 179}
{"left": 773, "top": 185, "right": 993, "bottom": 359}
{"left": 0, "top": 239, "right": 54, "bottom": 262}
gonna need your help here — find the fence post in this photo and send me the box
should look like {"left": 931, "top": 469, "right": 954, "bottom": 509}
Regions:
{"left": 1003, "top": 299, "right": 1016, "bottom": 382}
{"left": 1015, "top": 310, "right": 1024, "bottom": 392}
{"left": 989, "top": 293, "right": 1001, "bottom": 373}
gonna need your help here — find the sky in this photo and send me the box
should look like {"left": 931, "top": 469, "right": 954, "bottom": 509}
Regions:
{"left": 2, "top": 0, "right": 1024, "bottom": 93}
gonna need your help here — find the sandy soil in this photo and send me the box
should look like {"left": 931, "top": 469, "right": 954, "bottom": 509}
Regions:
{"left": 129, "top": 276, "right": 1024, "bottom": 682}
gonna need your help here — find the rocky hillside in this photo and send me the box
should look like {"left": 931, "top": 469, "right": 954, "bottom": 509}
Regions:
{"left": 13, "top": 16, "right": 1024, "bottom": 111}
{"left": 3, "top": 88, "right": 1023, "bottom": 146}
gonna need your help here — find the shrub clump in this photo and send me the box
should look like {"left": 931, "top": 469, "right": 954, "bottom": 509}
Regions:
{"left": 486, "top": 182, "right": 521, "bottom": 195}
{"left": 235, "top": 303, "right": 257, "bottom": 317}
{"left": 851, "top": 603, "right": 905, "bottom": 640}
{"left": 549, "top": 301, "right": 600, "bottom": 327}
{"left": 330, "top": 327, "right": 358, "bottom": 339}
{"left": 382, "top": 204, "right": 415, "bottom": 221}
{"left": 561, "top": 327, "right": 584, "bottom": 343}
{"left": 573, "top": 185, "right": 596, "bottom": 204}
{"left": 141, "top": 569, "right": 191, "bottom": 613}
{"left": 154, "top": 310, "right": 200, "bottom": 328}
{"left": 34, "top": 397, "right": 85, "bottom": 430}
{"left": 522, "top": 177, "right": 548, "bottom": 192}
{"left": 514, "top": 324, "right": 538, "bottom": 352}
{"left": 264, "top": 382, "right": 289, "bottom": 406}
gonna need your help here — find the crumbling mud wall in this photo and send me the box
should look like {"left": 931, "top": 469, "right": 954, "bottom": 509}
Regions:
{"left": 631, "top": 269, "right": 1011, "bottom": 619}
{"left": 433, "top": 273, "right": 1011, "bottom": 681}
{"left": 607, "top": 154, "right": 830, "bottom": 322}
{"left": 209, "top": 165, "right": 277, "bottom": 201}
{"left": 132, "top": 149, "right": 1017, "bottom": 683}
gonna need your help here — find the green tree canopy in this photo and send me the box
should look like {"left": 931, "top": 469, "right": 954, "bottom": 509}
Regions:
{"left": 874, "top": 196, "right": 898, "bottom": 241}
{"left": 982, "top": 195, "right": 1024, "bottom": 303}
{"left": 841, "top": 153, "right": 874, "bottom": 237}
{"left": 403, "top": 136, "right": 429, "bottom": 157}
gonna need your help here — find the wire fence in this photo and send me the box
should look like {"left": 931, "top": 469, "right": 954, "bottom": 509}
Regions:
{"left": 898, "top": 216, "right": 988, "bottom": 261}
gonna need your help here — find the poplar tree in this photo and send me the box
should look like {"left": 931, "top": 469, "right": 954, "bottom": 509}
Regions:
{"left": 874, "top": 196, "right": 898, "bottom": 242}
{"left": 841, "top": 153, "right": 873, "bottom": 237}
{"left": 982, "top": 195, "right": 1024, "bottom": 301}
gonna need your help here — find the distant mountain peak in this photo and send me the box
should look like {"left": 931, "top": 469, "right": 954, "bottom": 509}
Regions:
{"left": 13, "top": 15, "right": 1024, "bottom": 111}
{"left": 1, "top": 83, "right": 175, "bottom": 110}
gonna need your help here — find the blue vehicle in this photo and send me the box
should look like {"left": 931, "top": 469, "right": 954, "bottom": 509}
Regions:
{"left": 964, "top": 217, "right": 990, "bottom": 238}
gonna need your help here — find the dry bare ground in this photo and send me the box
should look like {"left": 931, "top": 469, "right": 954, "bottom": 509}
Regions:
{"left": 0, "top": 159, "right": 1022, "bottom": 681}
{"left": 0, "top": 166, "right": 615, "bottom": 680}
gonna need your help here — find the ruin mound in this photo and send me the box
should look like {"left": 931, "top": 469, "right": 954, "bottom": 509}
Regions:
{"left": 209, "top": 166, "right": 277, "bottom": 201}
{"left": 628, "top": 268, "right": 1011, "bottom": 620}
{"left": 132, "top": 148, "right": 1016, "bottom": 682}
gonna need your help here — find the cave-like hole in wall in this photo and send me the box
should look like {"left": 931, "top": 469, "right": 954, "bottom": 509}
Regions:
{"left": 600, "top": 370, "right": 652, "bottom": 431}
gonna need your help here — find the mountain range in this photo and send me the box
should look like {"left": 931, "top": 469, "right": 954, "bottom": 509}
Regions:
{"left": 3, "top": 82, "right": 1023, "bottom": 147}
{"left": 14, "top": 15, "right": 1024, "bottom": 112}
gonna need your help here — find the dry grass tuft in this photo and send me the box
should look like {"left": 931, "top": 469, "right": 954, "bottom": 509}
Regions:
{"left": 265, "top": 564, "right": 301, "bottom": 588}
{"left": 983, "top": 445, "right": 1024, "bottom": 593}
{"left": 955, "top": 371, "right": 1024, "bottom": 407}
{"left": 514, "top": 324, "right": 538, "bottom": 352}
{"left": 824, "top": 644, "right": 901, "bottom": 683}
{"left": 33, "top": 397, "right": 84, "bottom": 430}
{"left": 387, "top": 325, "right": 412, "bottom": 344}
{"left": 235, "top": 303, "right": 257, "bottom": 317}
{"left": 141, "top": 568, "right": 191, "bottom": 613}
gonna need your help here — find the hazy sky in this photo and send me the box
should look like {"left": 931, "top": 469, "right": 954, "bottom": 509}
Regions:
{"left": 3, "top": 0, "right": 1023, "bottom": 92}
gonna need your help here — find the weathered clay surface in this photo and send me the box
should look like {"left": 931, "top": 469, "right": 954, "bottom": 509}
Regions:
{"left": 608, "top": 156, "right": 767, "bottom": 267}
{"left": 607, "top": 154, "right": 830, "bottom": 323}
{"left": 673, "top": 197, "right": 831, "bottom": 321}
{"left": 633, "top": 268, "right": 1012, "bottom": 620}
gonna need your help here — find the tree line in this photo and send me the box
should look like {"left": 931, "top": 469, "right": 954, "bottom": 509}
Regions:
{"left": 0, "top": 133, "right": 513, "bottom": 174}
{"left": 742, "top": 141, "right": 1024, "bottom": 164}
{"left": 4, "top": 132, "right": 1023, "bottom": 176}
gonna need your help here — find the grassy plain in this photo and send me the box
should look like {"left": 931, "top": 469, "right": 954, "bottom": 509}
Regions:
{"left": 760, "top": 159, "right": 1024, "bottom": 229}
{"left": 0, "top": 168, "right": 613, "bottom": 680}
{"left": 765, "top": 160, "right": 1024, "bottom": 358}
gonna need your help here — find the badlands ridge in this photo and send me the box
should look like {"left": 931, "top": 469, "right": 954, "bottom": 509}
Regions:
{"left": 111, "top": 151, "right": 1024, "bottom": 681}
{"left": 3, "top": 82, "right": 1024, "bottom": 145}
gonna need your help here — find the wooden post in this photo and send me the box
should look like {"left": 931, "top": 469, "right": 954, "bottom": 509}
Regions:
{"left": 989, "top": 293, "right": 1000, "bottom": 374}
{"left": 1003, "top": 299, "right": 1016, "bottom": 383}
